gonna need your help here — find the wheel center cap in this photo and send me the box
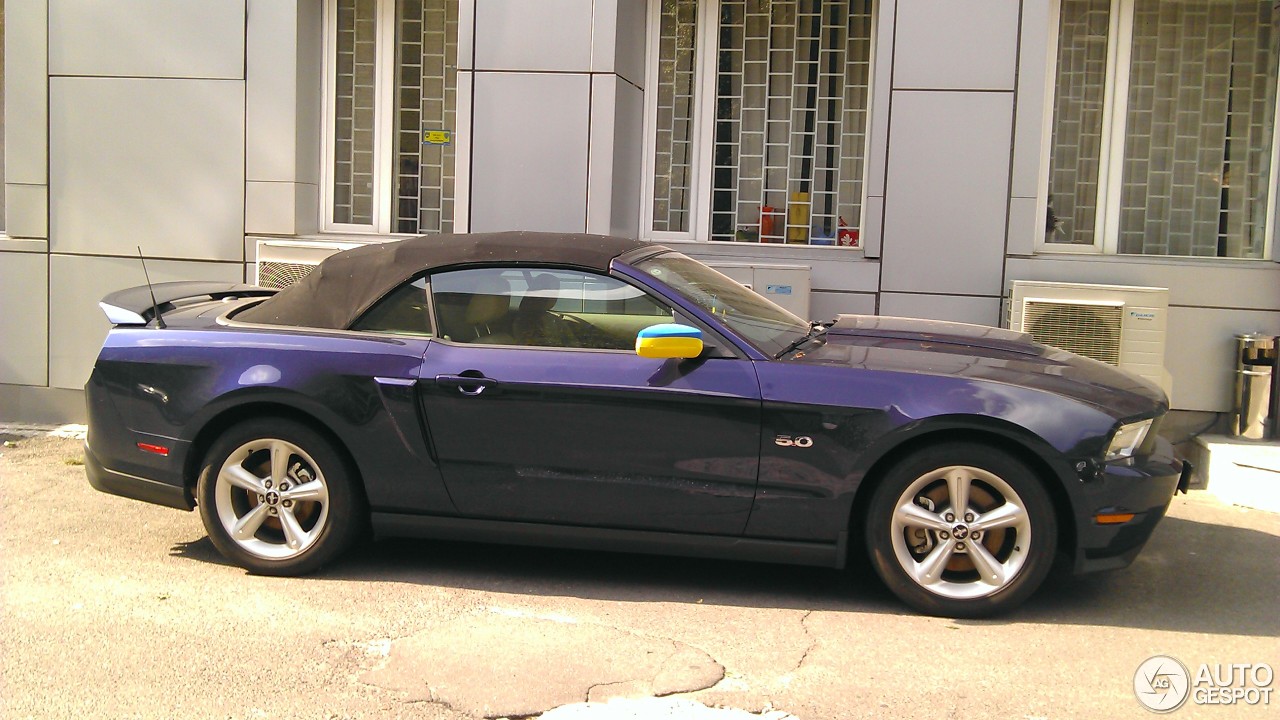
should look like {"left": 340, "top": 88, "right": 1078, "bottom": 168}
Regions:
{"left": 952, "top": 525, "right": 969, "bottom": 540}
{"left": 265, "top": 491, "right": 280, "bottom": 506}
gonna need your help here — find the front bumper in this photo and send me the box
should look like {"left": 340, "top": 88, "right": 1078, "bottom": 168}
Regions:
{"left": 1072, "top": 443, "right": 1187, "bottom": 574}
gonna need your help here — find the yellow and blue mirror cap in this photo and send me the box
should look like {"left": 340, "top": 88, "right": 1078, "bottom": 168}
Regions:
{"left": 636, "top": 323, "right": 704, "bottom": 359}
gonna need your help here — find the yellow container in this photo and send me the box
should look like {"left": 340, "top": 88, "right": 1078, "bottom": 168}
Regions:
{"left": 788, "top": 192, "right": 810, "bottom": 244}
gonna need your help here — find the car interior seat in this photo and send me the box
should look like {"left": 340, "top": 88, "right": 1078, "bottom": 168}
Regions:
{"left": 461, "top": 275, "right": 515, "bottom": 344}
{"left": 513, "top": 273, "right": 577, "bottom": 347}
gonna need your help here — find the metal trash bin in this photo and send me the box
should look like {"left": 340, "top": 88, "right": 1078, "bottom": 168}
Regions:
{"left": 1231, "top": 334, "right": 1277, "bottom": 440}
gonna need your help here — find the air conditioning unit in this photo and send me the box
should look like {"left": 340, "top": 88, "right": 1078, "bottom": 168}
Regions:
{"left": 706, "top": 262, "right": 812, "bottom": 320}
{"left": 254, "top": 239, "right": 372, "bottom": 289}
{"left": 1009, "top": 280, "right": 1171, "bottom": 394}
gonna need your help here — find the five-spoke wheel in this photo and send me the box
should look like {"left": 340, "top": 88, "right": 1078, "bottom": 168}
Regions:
{"left": 866, "top": 442, "right": 1056, "bottom": 617}
{"left": 197, "top": 418, "right": 364, "bottom": 575}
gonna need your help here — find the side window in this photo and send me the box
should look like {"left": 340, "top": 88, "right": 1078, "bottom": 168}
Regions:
{"left": 431, "top": 268, "right": 674, "bottom": 349}
{"left": 351, "top": 278, "right": 433, "bottom": 336}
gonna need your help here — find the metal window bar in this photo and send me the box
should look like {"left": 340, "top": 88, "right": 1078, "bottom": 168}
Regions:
{"left": 393, "top": 0, "right": 458, "bottom": 235}
{"left": 709, "top": 0, "right": 872, "bottom": 244}
{"left": 333, "top": 0, "right": 380, "bottom": 225}
{"left": 652, "top": 0, "right": 701, "bottom": 233}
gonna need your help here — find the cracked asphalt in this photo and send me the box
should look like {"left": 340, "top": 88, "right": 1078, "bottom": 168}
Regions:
{"left": 2, "top": 434, "right": 1278, "bottom": 719}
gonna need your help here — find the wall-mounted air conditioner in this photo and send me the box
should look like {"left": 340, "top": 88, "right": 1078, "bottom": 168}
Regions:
{"left": 254, "top": 239, "right": 373, "bottom": 289}
{"left": 706, "top": 262, "right": 812, "bottom": 320}
{"left": 1009, "top": 280, "right": 1171, "bottom": 395}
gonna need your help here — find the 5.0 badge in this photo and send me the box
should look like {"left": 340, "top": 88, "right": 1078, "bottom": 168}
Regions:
{"left": 774, "top": 435, "right": 814, "bottom": 448}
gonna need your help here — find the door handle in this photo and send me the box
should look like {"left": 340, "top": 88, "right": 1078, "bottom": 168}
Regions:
{"left": 434, "top": 374, "right": 499, "bottom": 396}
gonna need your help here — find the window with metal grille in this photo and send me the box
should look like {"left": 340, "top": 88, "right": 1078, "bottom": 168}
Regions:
{"left": 327, "top": 0, "right": 458, "bottom": 234}
{"left": 647, "top": 0, "right": 874, "bottom": 247}
{"left": 1046, "top": 0, "right": 1279, "bottom": 259}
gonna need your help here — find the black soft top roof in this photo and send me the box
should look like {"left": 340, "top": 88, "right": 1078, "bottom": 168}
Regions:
{"left": 236, "top": 231, "right": 656, "bottom": 329}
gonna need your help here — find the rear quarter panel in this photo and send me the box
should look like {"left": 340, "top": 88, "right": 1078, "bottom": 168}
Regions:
{"left": 89, "top": 325, "right": 452, "bottom": 514}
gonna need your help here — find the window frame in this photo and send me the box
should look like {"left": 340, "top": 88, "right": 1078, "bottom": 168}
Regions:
{"left": 1039, "top": 0, "right": 1280, "bottom": 259}
{"left": 320, "top": 0, "right": 465, "bottom": 235}
{"left": 425, "top": 265, "right": 683, "bottom": 352}
{"left": 639, "top": 0, "right": 880, "bottom": 248}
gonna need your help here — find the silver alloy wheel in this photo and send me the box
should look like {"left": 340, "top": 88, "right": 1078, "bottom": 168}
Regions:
{"left": 889, "top": 464, "right": 1032, "bottom": 600}
{"left": 214, "top": 438, "right": 330, "bottom": 560}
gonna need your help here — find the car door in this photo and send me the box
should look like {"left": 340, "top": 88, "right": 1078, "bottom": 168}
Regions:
{"left": 417, "top": 267, "right": 762, "bottom": 536}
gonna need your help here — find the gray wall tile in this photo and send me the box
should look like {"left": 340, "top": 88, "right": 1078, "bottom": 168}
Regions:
{"left": 587, "top": 76, "right": 643, "bottom": 237}
{"left": 881, "top": 91, "right": 1013, "bottom": 296}
{"left": 474, "top": 0, "right": 592, "bottom": 72}
{"left": 863, "top": 0, "right": 895, "bottom": 196}
{"left": 5, "top": 0, "right": 48, "bottom": 185}
{"left": 49, "top": 77, "right": 246, "bottom": 260}
{"left": 893, "top": 0, "right": 1018, "bottom": 91}
{"left": 679, "top": 243, "right": 880, "bottom": 293}
{"left": 592, "top": 0, "right": 647, "bottom": 88}
{"left": 245, "top": 181, "right": 319, "bottom": 236}
{"left": 5, "top": 184, "right": 48, "bottom": 239}
{"left": 49, "top": 0, "right": 245, "bottom": 79}
{"left": 1003, "top": 256, "right": 1280, "bottom": 311}
{"left": 1011, "top": 0, "right": 1054, "bottom": 198}
{"left": 610, "top": 79, "right": 645, "bottom": 237}
{"left": 0, "top": 252, "right": 48, "bottom": 386}
{"left": 470, "top": 73, "right": 589, "bottom": 232}
{"left": 1006, "top": 196, "right": 1040, "bottom": 256}
{"left": 880, "top": 292, "right": 1002, "bottom": 326}
{"left": 1166, "top": 307, "right": 1280, "bottom": 412}
{"left": 811, "top": 291, "right": 878, "bottom": 320}
{"left": 247, "top": 0, "right": 302, "bottom": 182}
{"left": 48, "top": 255, "right": 243, "bottom": 390}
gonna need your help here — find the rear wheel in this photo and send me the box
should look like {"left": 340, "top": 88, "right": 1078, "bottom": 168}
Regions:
{"left": 196, "top": 418, "right": 364, "bottom": 575}
{"left": 865, "top": 442, "right": 1057, "bottom": 617}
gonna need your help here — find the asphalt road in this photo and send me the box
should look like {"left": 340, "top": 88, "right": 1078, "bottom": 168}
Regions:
{"left": 2, "top": 434, "right": 1277, "bottom": 719}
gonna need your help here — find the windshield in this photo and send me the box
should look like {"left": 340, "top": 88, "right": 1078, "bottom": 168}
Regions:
{"left": 632, "top": 252, "right": 811, "bottom": 357}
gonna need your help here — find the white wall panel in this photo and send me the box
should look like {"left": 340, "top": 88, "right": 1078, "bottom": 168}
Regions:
{"left": 1004, "top": 256, "right": 1280, "bottom": 311}
{"left": 4, "top": 184, "right": 48, "bottom": 240}
{"left": 0, "top": 253, "right": 49, "bottom": 386}
{"left": 1166, "top": 307, "right": 1280, "bottom": 412}
{"left": 48, "top": 255, "right": 243, "bottom": 390}
{"left": 49, "top": 77, "right": 246, "bottom": 261}
{"left": 1011, "top": 0, "right": 1055, "bottom": 198}
{"left": 881, "top": 91, "right": 1013, "bottom": 296}
{"left": 591, "top": 0, "right": 647, "bottom": 88}
{"left": 245, "top": 181, "right": 318, "bottom": 236}
{"left": 49, "top": 0, "right": 245, "bottom": 79}
{"left": 470, "top": 73, "right": 589, "bottom": 233}
{"left": 880, "top": 292, "right": 1002, "bottom": 327}
{"left": 892, "top": 0, "right": 1018, "bottom": 91}
{"left": 587, "top": 76, "right": 644, "bottom": 238}
{"left": 811, "top": 291, "right": 877, "bottom": 321}
{"left": 474, "top": 0, "right": 593, "bottom": 72}
{"left": 4, "top": 0, "right": 48, "bottom": 186}
{"left": 1006, "top": 196, "right": 1039, "bottom": 256}
{"left": 247, "top": 0, "right": 302, "bottom": 182}
{"left": 679, "top": 244, "right": 880, "bottom": 294}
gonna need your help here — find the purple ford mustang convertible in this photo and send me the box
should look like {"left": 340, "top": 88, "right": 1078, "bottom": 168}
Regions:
{"left": 84, "top": 232, "right": 1189, "bottom": 616}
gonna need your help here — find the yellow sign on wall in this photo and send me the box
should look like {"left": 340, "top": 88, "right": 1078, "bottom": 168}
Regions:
{"left": 423, "top": 130, "right": 452, "bottom": 146}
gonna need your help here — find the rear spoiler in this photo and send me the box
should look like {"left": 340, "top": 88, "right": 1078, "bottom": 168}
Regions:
{"left": 99, "top": 281, "right": 278, "bottom": 326}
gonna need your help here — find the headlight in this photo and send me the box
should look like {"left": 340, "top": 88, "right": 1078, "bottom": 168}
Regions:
{"left": 1105, "top": 419, "right": 1153, "bottom": 461}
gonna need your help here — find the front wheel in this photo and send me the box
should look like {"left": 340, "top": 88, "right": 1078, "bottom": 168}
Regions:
{"left": 865, "top": 442, "right": 1057, "bottom": 617}
{"left": 196, "top": 418, "right": 364, "bottom": 575}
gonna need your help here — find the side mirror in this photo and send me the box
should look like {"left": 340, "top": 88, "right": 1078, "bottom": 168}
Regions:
{"left": 636, "top": 323, "right": 704, "bottom": 359}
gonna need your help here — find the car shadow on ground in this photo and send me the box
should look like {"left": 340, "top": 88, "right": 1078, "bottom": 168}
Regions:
{"left": 169, "top": 513, "right": 1277, "bottom": 636}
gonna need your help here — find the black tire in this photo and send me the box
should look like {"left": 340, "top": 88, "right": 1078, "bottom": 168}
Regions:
{"left": 196, "top": 418, "right": 365, "bottom": 576}
{"left": 864, "top": 442, "right": 1057, "bottom": 618}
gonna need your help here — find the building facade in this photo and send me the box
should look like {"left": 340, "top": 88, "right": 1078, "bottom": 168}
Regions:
{"left": 2, "top": 0, "right": 1279, "bottom": 422}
